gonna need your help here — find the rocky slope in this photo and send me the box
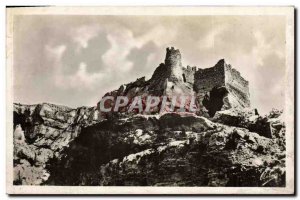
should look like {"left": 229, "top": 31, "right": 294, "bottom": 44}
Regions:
{"left": 46, "top": 109, "right": 285, "bottom": 186}
{"left": 13, "top": 104, "right": 285, "bottom": 186}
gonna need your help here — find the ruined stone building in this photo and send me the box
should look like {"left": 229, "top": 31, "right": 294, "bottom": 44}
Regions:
{"left": 98, "top": 47, "right": 250, "bottom": 117}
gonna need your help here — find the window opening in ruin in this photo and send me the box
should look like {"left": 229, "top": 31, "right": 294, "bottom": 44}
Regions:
{"left": 182, "top": 74, "right": 186, "bottom": 82}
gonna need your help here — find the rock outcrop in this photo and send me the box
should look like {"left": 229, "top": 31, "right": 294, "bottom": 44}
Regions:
{"left": 13, "top": 105, "right": 285, "bottom": 186}
{"left": 44, "top": 111, "right": 285, "bottom": 186}
{"left": 13, "top": 103, "right": 100, "bottom": 185}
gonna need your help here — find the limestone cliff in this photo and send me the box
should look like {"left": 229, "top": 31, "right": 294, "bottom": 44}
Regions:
{"left": 13, "top": 106, "right": 285, "bottom": 186}
{"left": 13, "top": 103, "right": 100, "bottom": 185}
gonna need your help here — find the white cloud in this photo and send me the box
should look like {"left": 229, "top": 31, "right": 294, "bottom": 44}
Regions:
{"left": 101, "top": 29, "right": 135, "bottom": 72}
{"left": 46, "top": 25, "right": 176, "bottom": 91}
{"left": 252, "top": 30, "right": 285, "bottom": 66}
{"left": 252, "top": 31, "right": 271, "bottom": 66}
{"left": 45, "top": 44, "right": 66, "bottom": 62}
{"left": 71, "top": 25, "right": 101, "bottom": 51}
{"left": 67, "top": 62, "right": 104, "bottom": 89}
{"left": 45, "top": 45, "right": 104, "bottom": 90}
{"left": 136, "top": 25, "right": 178, "bottom": 47}
{"left": 101, "top": 25, "right": 178, "bottom": 74}
{"left": 199, "top": 25, "right": 227, "bottom": 49}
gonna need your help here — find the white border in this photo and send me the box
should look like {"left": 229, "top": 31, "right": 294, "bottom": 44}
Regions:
{"left": 6, "top": 6, "right": 295, "bottom": 195}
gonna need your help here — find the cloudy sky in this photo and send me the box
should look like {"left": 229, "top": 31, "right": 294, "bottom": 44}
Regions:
{"left": 13, "top": 15, "right": 286, "bottom": 114}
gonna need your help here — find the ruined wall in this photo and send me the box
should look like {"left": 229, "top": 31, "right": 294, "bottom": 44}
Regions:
{"left": 224, "top": 65, "right": 250, "bottom": 108}
{"left": 182, "top": 66, "right": 196, "bottom": 85}
{"left": 194, "top": 60, "right": 226, "bottom": 97}
{"left": 193, "top": 59, "right": 250, "bottom": 115}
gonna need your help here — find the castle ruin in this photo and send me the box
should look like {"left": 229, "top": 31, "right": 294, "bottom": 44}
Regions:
{"left": 157, "top": 47, "right": 250, "bottom": 116}
{"left": 98, "top": 47, "right": 250, "bottom": 117}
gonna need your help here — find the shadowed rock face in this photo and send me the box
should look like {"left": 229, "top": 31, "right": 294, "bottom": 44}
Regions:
{"left": 12, "top": 48, "right": 284, "bottom": 186}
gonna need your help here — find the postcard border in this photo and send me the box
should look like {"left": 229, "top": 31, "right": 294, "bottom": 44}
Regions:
{"left": 6, "top": 6, "right": 295, "bottom": 195}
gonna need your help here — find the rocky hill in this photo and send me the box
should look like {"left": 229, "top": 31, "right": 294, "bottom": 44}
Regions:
{"left": 13, "top": 47, "right": 285, "bottom": 186}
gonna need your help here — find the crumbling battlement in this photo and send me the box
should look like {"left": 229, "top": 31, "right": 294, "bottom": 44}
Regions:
{"left": 182, "top": 66, "right": 196, "bottom": 85}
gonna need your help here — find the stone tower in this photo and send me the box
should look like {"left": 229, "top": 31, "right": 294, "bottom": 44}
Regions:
{"left": 164, "top": 47, "right": 183, "bottom": 82}
{"left": 165, "top": 47, "right": 182, "bottom": 67}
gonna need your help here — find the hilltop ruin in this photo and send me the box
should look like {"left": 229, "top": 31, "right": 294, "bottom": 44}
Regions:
{"left": 98, "top": 47, "right": 250, "bottom": 117}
